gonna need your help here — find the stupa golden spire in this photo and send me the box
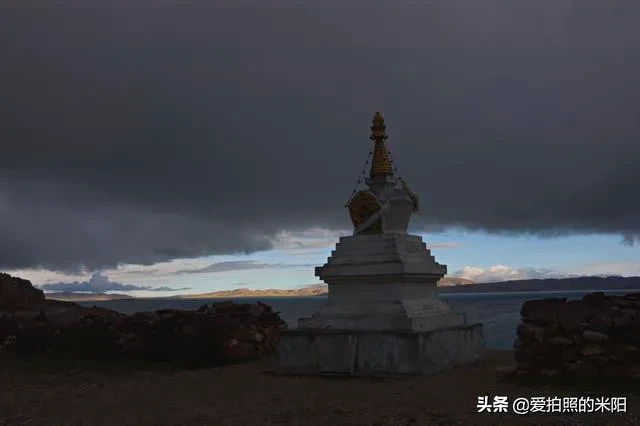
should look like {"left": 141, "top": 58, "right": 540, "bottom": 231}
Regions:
{"left": 369, "top": 112, "right": 393, "bottom": 177}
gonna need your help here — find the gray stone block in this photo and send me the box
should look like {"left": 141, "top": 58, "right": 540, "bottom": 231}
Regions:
{"left": 278, "top": 324, "right": 485, "bottom": 377}
{"left": 277, "top": 334, "right": 316, "bottom": 371}
{"left": 315, "top": 334, "right": 358, "bottom": 374}
{"left": 356, "top": 333, "right": 418, "bottom": 375}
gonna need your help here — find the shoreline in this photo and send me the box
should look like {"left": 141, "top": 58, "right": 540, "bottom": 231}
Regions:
{"left": 46, "top": 288, "right": 640, "bottom": 303}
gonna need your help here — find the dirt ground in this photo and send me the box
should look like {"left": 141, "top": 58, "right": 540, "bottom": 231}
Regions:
{"left": 1, "top": 350, "right": 638, "bottom": 426}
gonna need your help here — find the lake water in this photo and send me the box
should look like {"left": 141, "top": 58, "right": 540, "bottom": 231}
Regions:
{"left": 79, "top": 290, "right": 638, "bottom": 350}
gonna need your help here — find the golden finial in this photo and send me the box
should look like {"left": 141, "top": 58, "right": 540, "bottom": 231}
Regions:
{"left": 370, "top": 111, "right": 388, "bottom": 142}
{"left": 369, "top": 112, "right": 393, "bottom": 177}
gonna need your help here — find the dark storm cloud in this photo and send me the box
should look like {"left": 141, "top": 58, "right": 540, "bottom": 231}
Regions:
{"left": 1, "top": 1, "right": 639, "bottom": 271}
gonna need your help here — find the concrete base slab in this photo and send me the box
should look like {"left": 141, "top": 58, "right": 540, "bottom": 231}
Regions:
{"left": 278, "top": 323, "right": 485, "bottom": 377}
{"left": 298, "top": 310, "right": 466, "bottom": 332}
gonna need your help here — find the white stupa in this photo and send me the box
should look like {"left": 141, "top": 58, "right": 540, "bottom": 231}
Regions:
{"left": 278, "top": 112, "right": 484, "bottom": 376}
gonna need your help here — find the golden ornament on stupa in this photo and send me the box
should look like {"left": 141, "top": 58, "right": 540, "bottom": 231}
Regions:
{"left": 346, "top": 112, "right": 400, "bottom": 234}
{"left": 348, "top": 190, "right": 382, "bottom": 233}
{"left": 369, "top": 112, "right": 393, "bottom": 177}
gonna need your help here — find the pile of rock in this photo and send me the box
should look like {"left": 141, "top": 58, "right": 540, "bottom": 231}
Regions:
{"left": 514, "top": 291, "right": 640, "bottom": 379}
{"left": 0, "top": 301, "right": 287, "bottom": 367}
{"left": 0, "top": 273, "right": 287, "bottom": 367}
{"left": 0, "top": 273, "right": 45, "bottom": 310}
{"left": 197, "top": 301, "right": 285, "bottom": 358}
{"left": 113, "top": 301, "right": 286, "bottom": 364}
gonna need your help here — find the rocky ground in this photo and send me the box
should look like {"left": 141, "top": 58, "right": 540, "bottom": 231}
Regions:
{"left": 1, "top": 350, "right": 639, "bottom": 426}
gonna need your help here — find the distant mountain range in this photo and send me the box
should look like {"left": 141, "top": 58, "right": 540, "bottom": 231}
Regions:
{"left": 44, "top": 276, "right": 640, "bottom": 302}
{"left": 45, "top": 292, "right": 135, "bottom": 302}
{"left": 177, "top": 277, "right": 474, "bottom": 299}
{"left": 179, "top": 285, "right": 329, "bottom": 299}
{"left": 437, "top": 277, "right": 476, "bottom": 286}
{"left": 436, "top": 276, "right": 640, "bottom": 294}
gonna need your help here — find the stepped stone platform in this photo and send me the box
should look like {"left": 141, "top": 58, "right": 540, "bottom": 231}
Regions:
{"left": 298, "top": 233, "right": 465, "bottom": 332}
{"left": 278, "top": 233, "right": 485, "bottom": 377}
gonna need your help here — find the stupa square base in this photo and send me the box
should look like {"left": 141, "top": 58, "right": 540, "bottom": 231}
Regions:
{"left": 277, "top": 323, "right": 484, "bottom": 377}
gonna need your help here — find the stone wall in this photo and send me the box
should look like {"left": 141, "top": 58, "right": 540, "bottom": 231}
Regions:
{"left": 0, "top": 273, "right": 45, "bottom": 310}
{"left": 0, "top": 273, "right": 288, "bottom": 367}
{"left": 514, "top": 292, "right": 640, "bottom": 379}
{"left": 0, "top": 301, "right": 287, "bottom": 367}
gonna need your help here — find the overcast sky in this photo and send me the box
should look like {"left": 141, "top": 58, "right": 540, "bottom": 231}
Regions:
{"left": 1, "top": 1, "right": 639, "bottom": 293}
